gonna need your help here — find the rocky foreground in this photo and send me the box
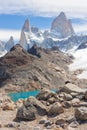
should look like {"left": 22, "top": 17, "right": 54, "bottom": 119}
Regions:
{"left": 0, "top": 83, "right": 87, "bottom": 130}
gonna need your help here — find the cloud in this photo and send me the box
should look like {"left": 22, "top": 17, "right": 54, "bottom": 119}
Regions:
{"left": 73, "top": 23, "right": 87, "bottom": 33}
{"left": 0, "top": 29, "right": 20, "bottom": 41}
{"left": 0, "top": 0, "right": 87, "bottom": 18}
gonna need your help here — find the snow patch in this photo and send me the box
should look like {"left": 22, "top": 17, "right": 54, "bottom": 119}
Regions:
{"left": 69, "top": 48, "right": 87, "bottom": 79}
{"left": 0, "top": 50, "right": 7, "bottom": 57}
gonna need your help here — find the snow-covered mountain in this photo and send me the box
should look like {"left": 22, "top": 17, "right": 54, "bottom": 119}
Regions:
{"left": 1, "top": 12, "right": 87, "bottom": 57}
{"left": 0, "top": 36, "right": 14, "bottom": 57}
{"left": 19, "top": 19, "right": 44, "bottom": 50}
{"left": 19, "top": 12, "right": 87, "bottom": 52}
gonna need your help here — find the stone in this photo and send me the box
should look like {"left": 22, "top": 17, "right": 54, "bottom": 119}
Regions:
{"left": 69, "top": 121, "right": 79, "bottom": 128}
{"left": 6, "top": 122, "right": 16, "bottom": 128}
{"left": 85, "top": 91, "right": 87, "bottom": 100}
{"left": 75, "top": 107, "right": 87, "bottom": 121}
{"left": 71, "top": 92, "right": 78, "bottom": 98}
{"left": 48, "top": 102, "right": 64, "bottom": 116}
{"left": 62, "top": 83, "right": 86, "bottom": 94}
{"left": 64, "top": 93, "right": 73, "bottom": 101}
{"left": 2, "top": 102, "right": 15, "bottom": 110}
{"left": 39, "top": 117, "right": 47, "bottom": 124}
{"left": 66, "top": 115, "right": 76, "bottom": 124}
{"left": 47, "top": 97, "right": 56, "bottom": 104}
{"left": 71, "top": 98, "right": 80, "bottom": 107}
{"left": 55, "top": 118, "right": 66, "bottom": 126}
{"left": 16, "top": 96, "right": 47, "bottom": 121}
{"left": 36, "top": 88, "right": 56, "bottom": 101}
{"left": 44, "top": 120, "right": 53, "bottom": 127}
{"left": 63, "top": 101, "right": 71, "bottom": 108}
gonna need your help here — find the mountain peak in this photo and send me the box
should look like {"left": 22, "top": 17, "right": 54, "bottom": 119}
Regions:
{"left": 51, "top": 12, "right": 75, "bottom": 38}
{"left": 5, "top": 36, "right": 14, "bottom": 51}
{"left": 22, "top": 19, "right": 31, "bottom": 32}
{"left": 9, "top": 36, "right": 14, "bottom": 42}
{"left": 58, "top": 12, "right": 66, "bottom": 19}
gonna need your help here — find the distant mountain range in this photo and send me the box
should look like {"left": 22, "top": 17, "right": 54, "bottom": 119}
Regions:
{"left": 0, "top": 12, "right": 87, "bottom": 57}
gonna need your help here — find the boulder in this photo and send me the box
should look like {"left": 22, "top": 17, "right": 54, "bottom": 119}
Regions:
{"left": 71, "top": 98, "right": 80, "bottom": 107}
{"left": 2, "top": 102, "right": 15, "bottom": 110}
{"left": 75, "top": 107, "right": 87, "bottom": 121}
{"left": 36, "top": 88, "right": 57, "bottom": 101}
{"left": 16, "top": 96, "right": 47, "bottom": 121}
{"left": 48, "top": 102, "right": 64, "bottom": 116}
{"left": 64, "top": 93, "right": 73, "bottom": 101}
{"left": 55, "top": 118, "right": 66, "bottom": 125}
{"left": 85, "top": 91, "right": 87, "bottom": 99}
{"left": 62, "top": 83, "right": 86, "bottom": 94}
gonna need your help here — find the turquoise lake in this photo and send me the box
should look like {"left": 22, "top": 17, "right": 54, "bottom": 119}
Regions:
{"left": 9, "top": 90, "right": 40, "bottom": 102}
{"left": 9, "top": 89, "right": 57, "bottom": 102}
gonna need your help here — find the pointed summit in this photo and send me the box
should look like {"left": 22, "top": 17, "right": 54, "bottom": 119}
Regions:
{"left": 19, "top": 19, "right": 31, "bottom": 50}
{"left": 22, "top": 19, "right": 31, "bottom": 32}
{"left": 5, "top": 36, "right": 14, "bottom": 51}
{"left": 58, "top": 12, "right": 67, "bottom": 19}
{"left": 51, "top": 12, "right": 75, "bottom": 38}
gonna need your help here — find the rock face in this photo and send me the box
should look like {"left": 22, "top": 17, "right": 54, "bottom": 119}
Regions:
{"left": 5, "top": 36, "right": 14, "bottom": 51}
{"left": 0, "top": 66, "right": 8, "bottom": 80}
{"left": 77, "top": 41, "right": 87, "bottom": 50}
{"left": 16, "top": 96, "right": 47, "bottom": 121}
{"left": 19, "top": 19, "right": 31, "bottom": 50}
{"left": 28, "top": 44, "right": 41, "bottom": 58}
{"left": 51, "top": 12, "right": 75, "bottom": 38}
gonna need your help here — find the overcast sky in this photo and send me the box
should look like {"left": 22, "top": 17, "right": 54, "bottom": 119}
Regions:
{"left": 0, "top": 0, "right": 87, "bottom": 18}
{"left": 0, "top": 0, "right": 87, "bottom": 41}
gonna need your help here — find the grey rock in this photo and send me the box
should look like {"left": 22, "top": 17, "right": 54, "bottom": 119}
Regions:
{"left": 16, "top": 96, "right": 47, "bottom": 121}
{"left": 75, "top": 107, "right": 87, "bottom": 121}
{"left": 48, "top": 102, "right": 64, "bottom": 116}
{"left": 51, "top": 12, "right": 75, "bottom": 38}
{"left": 5, "top": 36, "right": 14, "bottom": 51}
{"left": 62, "top": 83, "right": 87, "bottom": 94}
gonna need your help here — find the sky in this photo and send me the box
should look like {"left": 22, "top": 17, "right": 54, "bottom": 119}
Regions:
{"left": 0, "top": 0, "right": 87, "bottom": 41}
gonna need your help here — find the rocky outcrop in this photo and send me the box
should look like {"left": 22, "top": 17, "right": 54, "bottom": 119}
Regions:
{"left": 16, "top": 96, "right": 47, "bottom": 121}
{"left": 60, "top": 83, "right": 87, "bottom": 94}
{"left": 14, "top": 85, "right": 87, "bottom": 129}
{"left": 0, "top": 66, "right": 8, "bottom": 79}
{"left": 28, "top": 44, "right": 41, "bottom": 58}
{"left": 77, "top": 41, "right": 87, "bottom": 50}
{"left": 19, "top": 19, "right": 31, "bottom": 50}
{"left": 51, "top": 12, "right": 75, "bottom": 38}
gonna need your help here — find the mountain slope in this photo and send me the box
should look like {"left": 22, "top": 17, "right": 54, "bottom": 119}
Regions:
{"left": 0, "top": 44, "right": 72, "bottom": 92}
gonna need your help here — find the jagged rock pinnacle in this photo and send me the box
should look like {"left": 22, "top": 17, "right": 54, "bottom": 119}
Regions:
{"left": 5, "top": 36, "right": 14, "bottom": 51}
{"left": 22, "top": 19, "right": 31, "bottom": 32}
{"left": 51, "top": 12, "right": 75, "bottom": 38}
